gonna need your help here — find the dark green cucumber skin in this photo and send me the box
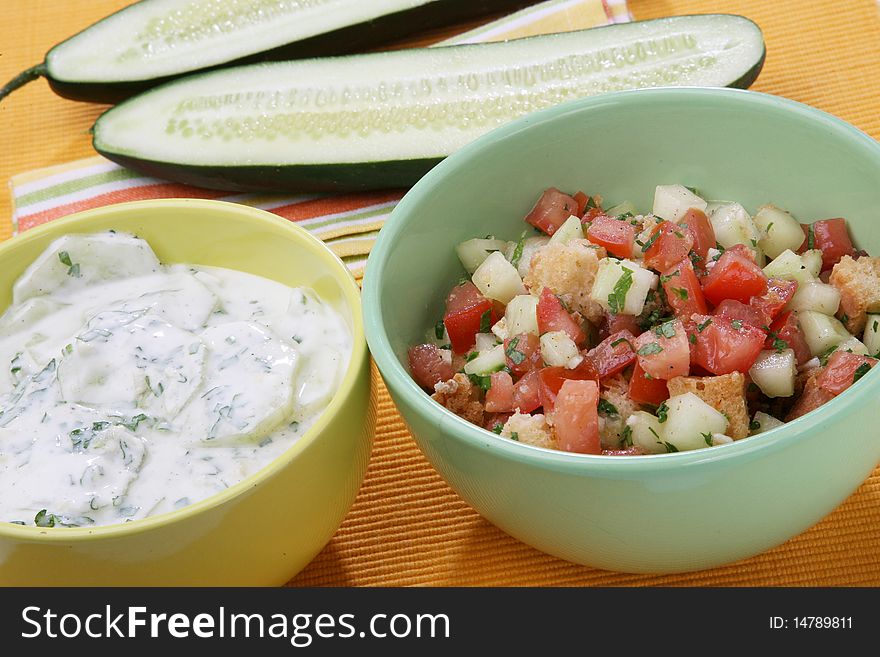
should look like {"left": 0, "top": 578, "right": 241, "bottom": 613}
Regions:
{"left": 95, "top": 51, "right": 765, "bottom": 194}
{"left": 46, "top": 0, "right": 535, "bottom": 103}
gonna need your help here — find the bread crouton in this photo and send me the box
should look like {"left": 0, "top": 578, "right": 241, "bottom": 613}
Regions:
{"left": 432, "top": 373, "right": 484, "bottom": 425}
{"left": 524, "top": 239, "right": 606, "bottom": 325}
{"left": 598, "top": 374, "right": 642, "bottom": 449}
{"left": 501, "top": 411, "right": 555, "bottom": 449}
{"left": 667, "top": 372, "right": 750, "bottom": 439}
{"left": 829, "top": 255, "right": 880, "bottom": 334}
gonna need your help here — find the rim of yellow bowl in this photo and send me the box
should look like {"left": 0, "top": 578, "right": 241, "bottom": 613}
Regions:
{"left": 0, "top": 198, "right": 368, "bottom": 541}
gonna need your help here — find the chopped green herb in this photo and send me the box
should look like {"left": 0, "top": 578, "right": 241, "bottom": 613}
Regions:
{"left": 598, "top": 398, "right": 618, "bottom": 416}
{"left": 509, "top": 431, "right": 520, "bottom": 442}
{"left": 818, "top": 345, "right": 838, "bottom": 366}
{"left": 749, "top": 420, "right": 761, "bottom": 431}
{"left": 656, "top": 402, "right": 669, "bottom": 423}
{"left": 641, "top": 230, "right": 661, "bottom": 253}
{"left": 874, "top": 320, "right": 879, "bottom": 332}
{"left": 479, "top": 309, "right": 492, "bottom": 334}
{"left": 467, "top": 373, "right": 493, "bottom": 393}
{"left": 648, "top": 426, "right": 661, "bottom": 439}
{"left": 434, "top": 321, "right": 446, "bottom": 340}
{"left": 807, "top": 224, "right": 815, "bottom": 250}
{"left": 702, "top": 431, "right": 713, "bottom": 446}
{"left": 654, "top": 320, "right": 678, "bottom": 340}
{"left": 767, "top": 222, "right": 774, "bottom": 232}
{"left": 610, "top": 337, "right": 634, "bottom": 350}
{"left": 68, "top": 263, "right": 81, "bottom": 278}
{"left": 620, "top": 425, "right": 633, "bottom": 447}
{"left": 510, "top": 231, "right": 527, "bottom": 269}
{"left": 505, "top": 337, "right": 525, "bottom": 365}
{"left": 34, "top": 509, "right": 59, "bottom": 528}
{"left": 585, "top": 196, "right": 598, "bottom": 211}
{"left": 607, "top": 267, "right": 634, "bottom": 314}
{"left": 731, "top": 319, "right": 744, "bottom": 330}
{"left": 644, "top": 372, "right": 654, "bottom": 380}
{"left": 466, "top": 351, "right": 479, "bottom": 362}
{"left": 663, "top": 442, "right": 679, "bottom": 453}
{"left": 638, "top": 342, "right": 663, "bottom": 356}
{"left": 772, "top": 337, "right": 790, "bottom": 352}
{"left": 672, "top": 287, "right": 689, "bottom": 301}
{"left": 58, "top": 251, "right": 72, "bottom": 267}
{"left": 615, "top": 212, "right": 635, "bottom": 221}
{"left": 715, "top": 243, "right": 726, "bottom": 253}
{"left": 748, "top": 382, "right": 759, "bottom": 393}
{"left": 840, "top": 313, "right": 850, "bottom": 326}
{"left": 697, "top": 318, "right": 712, "bottom": 332}
{"left": 689, "top": 334, "right": 697, "bottom": 345}
{"left": 674, "top": 231, "right": 685, "bottom": 239}
{"left": 750, "top": 239, "right": 757, "bottom": 248}
{"left": 853, "top": 362, "right": 872, "bottom": 383}
{"left": 492, "top": 423, "right": 504, "bottom": 435}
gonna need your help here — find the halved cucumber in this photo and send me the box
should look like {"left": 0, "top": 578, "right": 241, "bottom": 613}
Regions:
{"left": 92, "top": 15, "right": 766, "bottom": 192}
{"left": 2, "top": 0, "right": 533, "bottom": 103}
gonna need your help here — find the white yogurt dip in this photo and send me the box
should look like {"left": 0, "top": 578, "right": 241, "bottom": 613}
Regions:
{"left": 0, "top": 231, "right": 351, "bottom": 527}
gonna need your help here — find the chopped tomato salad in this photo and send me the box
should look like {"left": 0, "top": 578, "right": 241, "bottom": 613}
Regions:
{"left": 410, "top": 185, "right": 879, "bottom": 455}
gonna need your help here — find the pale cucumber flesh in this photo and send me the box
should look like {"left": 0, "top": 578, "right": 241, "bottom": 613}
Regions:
{"left": 93, "top": 15, "right": 765, "bottom": 190}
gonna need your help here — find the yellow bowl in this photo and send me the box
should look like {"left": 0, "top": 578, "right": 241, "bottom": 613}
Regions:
{"left": 0, "top": 199, "right": 375, "bottom": 585}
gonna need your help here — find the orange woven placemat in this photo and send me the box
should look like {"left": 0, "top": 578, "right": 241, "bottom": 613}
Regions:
{"left": 2, "top": 0, "right": 879, "bottom": 586}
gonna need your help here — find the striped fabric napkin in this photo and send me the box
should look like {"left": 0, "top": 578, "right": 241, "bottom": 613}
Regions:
{"left": 8, "top": 0, "right": 632, "bottom": 278}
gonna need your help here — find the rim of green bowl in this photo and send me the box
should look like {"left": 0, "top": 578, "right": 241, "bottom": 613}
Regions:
{"left": 0, "top": 198, "right": 368, "bottom": 541}
{"left": 363, "top": 87, "right": 880, "bottom": 474}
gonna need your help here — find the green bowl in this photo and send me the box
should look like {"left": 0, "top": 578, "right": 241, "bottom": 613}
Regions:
{"left": 0, "top": 199, "right": 376, "bottom": 585}
{"left": 362, "top": 88, "right": 880, "bottom": 573}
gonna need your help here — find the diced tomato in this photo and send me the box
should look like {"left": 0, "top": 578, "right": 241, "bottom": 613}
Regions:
{"left": 586, "top": 330, "right": 638, "bottom": 379}
{"left": 643, "top": 221, "right": 695, "bottom": 273}
{"left": 524, "top": 188, "right": 578, "bottom": 235}
{"left": 536, "top": 361, "right": 598, "bottom": 411}
{"left": 536, "top": 287, "right": 585, "bottom": 345}
{"left": 813, "top": 219, "right": 857, "bottom": 271}
{"left": 725, "top": 243, "right": 758, "bottom": 263}
{"left": 766, "top": 311, "right": 812, "bottom": 366}
{"left": 485, "top": 371, "right": 515, "bottom": 413}
{"left": 512, "top": 369, "right": 542, "bottom": 413}
{"left": 552, "top": 379, "right": 601, "bottom": 454}
{"left": 679, "top": 208, "right": 716, "bottom": 261}
{"left": 713, "top": 299, "right": 768, "bottom": 329}
{"left": 583, "top": 206, "right": 605, "bottom": 223}
{"left": 815, "top": 351, "right": 877, "bottom": 396}
{"left": 750, "top": 279, "right": 797, "bottom": 323}
{"left": 601, "top": 312, "right": 643, "bottom": 340}
{"left": 786, "top": 376, "right": 834, "bottom": 421}
{"left": 633, "top": 319, "right": 690, "bottom": 380}
{"left": 572, "top": 191, "right": 589, "bottom": 217}
{"left": 661, "top": 258, "right": 708, "bottom": 318}
{"left": 628, "top": 360, "right": 670, "bottom": 405}
{"left": 586, "top": 215, "right": 635, "bottom": 258}
{"left": 503, "top": 333, "right": 542, "bottom": 377}
{"left": 408, "top": 344, "right": 453, "bottom": 390}
{"left": 690, "top": 314, "right": 766, "bottom": 375}
{"left": 701, "top": 248, "right": 768, "bottom": 305}
{"left": 484, "top": 413, "right": 513, "bottom": 433}
{"left": 443, "top": 282, "right": 498, "bottom": 354}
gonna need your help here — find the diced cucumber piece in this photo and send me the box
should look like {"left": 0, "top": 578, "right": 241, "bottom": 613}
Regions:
{"left": 456, "top": 238, "right": 509, "bottom": 274}
{"left": 463, "top": 344, "right": 506, "bottom": 375}
{"left": 490, "top": 317, "right": 509, "bottom": 341}
{"left": 474, "top": 332, "right": 498, "bottom": 352}
{"left": 590, "top": 258, "right": 658, "bottom": 316}
{"left": 662, "top": 392, "right": 729, "bottom": 452}
{"left": 548, "top": 216, "right": 584, "bottom": 246}
{"left": 749, "top": 349, "right": 797, "bottom": 398}
{"left": 472, "top": 251, "right": 526, "bottom": 304}
{"left": 505, "top": 236, "right": 549, "bottom": 277}
{"left": 711, "top": 433, "right": 734, "bottom": 446}
{"left": 606, "top": 201, "right": 637, "bottom": 218}
{"left": 425, "top": 323, "right": 449, "bottom": 348}
{"left": 0, "top": 297, "right": 58, "bottom": 338}
{"left": 798, "top": 310, "right": 851, "bottom": 356}
{"left": 708, "top": 202, "right": 761, "bottom": 258}
{"left": 626, "top": 411, "right": 666, "bottom": 455}
{"left": 835, "top": 336, "right": 870, "bottom": 356}
{"left": 652, "top": 184, "right": 707, "bottom": 222}
{"left": 763, "top": 249, "right": 815, "bottom": 285}
{"left": 751, "top": 411, "right": 785, "bottom": 435}
{"left": 540, "top": 331, "right": 578, "bottom": 367}
{"left": 504, "top": 294, "right": 539, "bottom": 336}
{"left": 754, "top": 204, "right": 804, "bottom": 259}
{"left": 800, "top": 249, "right": 823, "bottom": 278}
{"left": 787, "top": 281, "right": 840, "bottom": 316}
{"left": 863, "top": 314, "right": 880, "bottom": 356}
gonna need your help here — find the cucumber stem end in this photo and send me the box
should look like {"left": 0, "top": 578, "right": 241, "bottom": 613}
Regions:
{"left": 0, "top": 64, "right": 48, "bottom": 103}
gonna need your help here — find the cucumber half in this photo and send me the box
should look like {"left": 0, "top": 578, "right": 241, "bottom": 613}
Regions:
{"left": 1, "top": 0, "right": 533, "bottom": 103}
{"left": 93, "top": 14, "right": 766, "bottom": 192}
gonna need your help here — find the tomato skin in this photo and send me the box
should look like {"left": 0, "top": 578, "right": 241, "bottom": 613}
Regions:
{"left": 799, "top": 219, "right": 856, "bottom": 270}
{"left": 536, "top": 287, "right": 586, "bottom": 345}
{"left": 628, "top": 360, "right": 670, "bottom": 405}
{"left": 552, "top": 379, "right": 601, "bottom": 454}
{"left": 443, "top": 282, "right": 498, "bottom": 354}
{"left": 513, "top": 369, "right": 542, "bottom": 413}
{"left": 816, "top": 351, "right": 877, "bottom": 396}
{"left": 524, "top": 188, "right": 579, "bottom": 235}
{"left": 572, "top": 191, "right": 589, "bottom": 217}
{"left": 750, "top": 279, "right": 797, "bottom": 323}
{"left": 485, "top": 371, "right": 515, "bottom": 413}
{"left": 586, "top": 215, "right": 635, "bottom": 258}
{"left": 634, "top": 319, "right": 690, "bottom": 380}
{"left": 643, "top": 221, "right": 695, "bottom": 273}
{"left": 701, "top": 248, "right": 769, "bottom": 305}
{"left": 786, "top": 376, "right": 835, "bottom": 421}
{"left": 662, "top": 258, "right": 708, "bottom": 318}
{"left": 600, "top": 312, "right": 643, "bottom": 341}
{"left": 713, "top": 299, "right": 768, "bottom": 329}
{"left": 690, "top": 314, "right": 766, "bottom": 375}
{"left": 767, "top": 311, "right": 812, "bottom": 366}
{"left": 586, "top": 329, "right": 638, "bottom": 379}
{"left": 503, "top": 332, "right": 542, "bottom": 377}
{"left": 408, "top": 344, "right": 453, "bottom": 390}
{"left": 536, "top": 362, "right": 598, "bottom": 411}
{"left": 679, "top": 208, "right": 716, "bottom": 261}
